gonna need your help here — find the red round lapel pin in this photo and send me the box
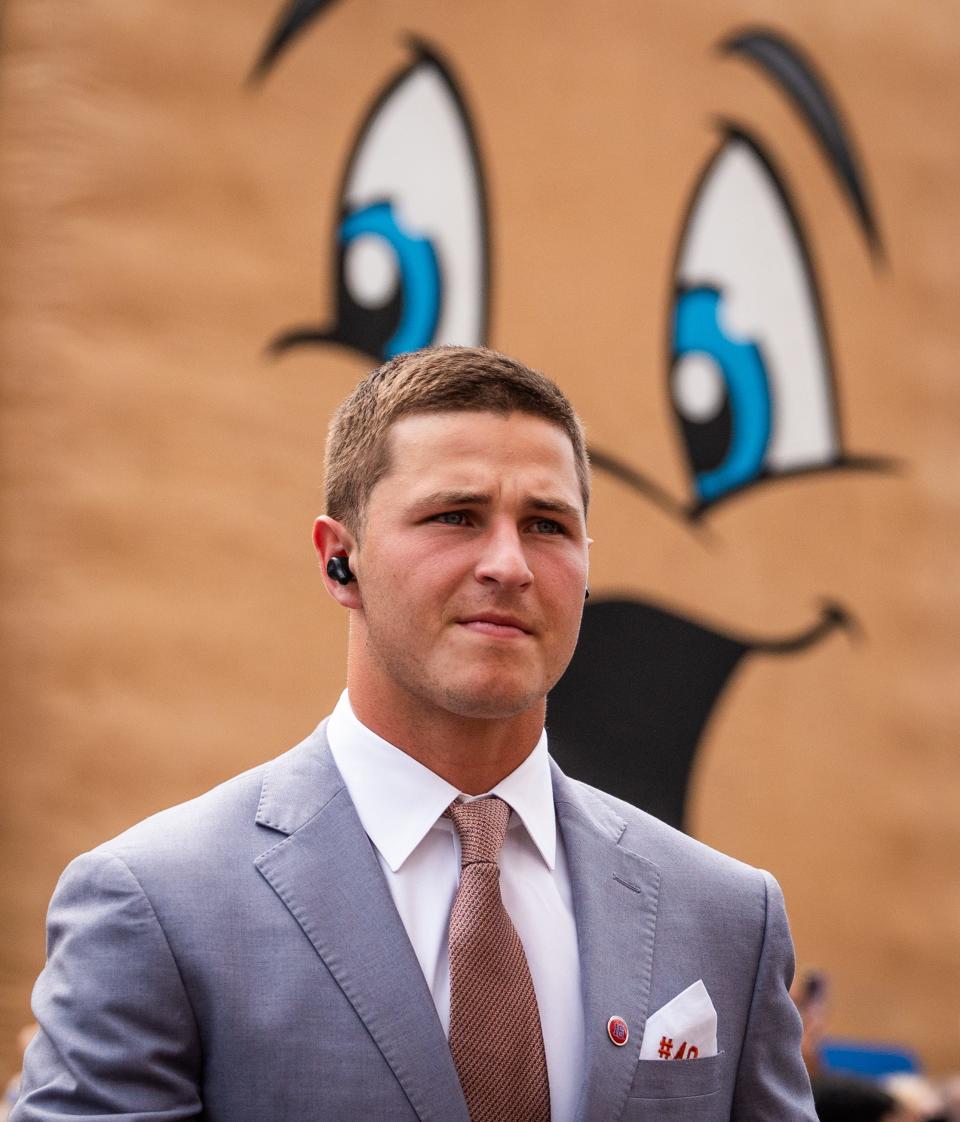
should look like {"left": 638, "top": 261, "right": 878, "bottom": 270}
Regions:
{"left": 607, "top": 1016, "right": 629, "bottom": 1046}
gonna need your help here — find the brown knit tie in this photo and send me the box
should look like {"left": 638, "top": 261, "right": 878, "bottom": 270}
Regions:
{"left": 445, "top": 797, "right": 551, "bottom": 1122}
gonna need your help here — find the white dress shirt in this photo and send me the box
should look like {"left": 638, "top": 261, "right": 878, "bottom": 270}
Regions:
{"left": 326, "top": 690, "right": 584, "bottom": 1122}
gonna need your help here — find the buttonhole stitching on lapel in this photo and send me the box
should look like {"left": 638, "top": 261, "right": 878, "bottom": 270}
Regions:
{"left": 612, "top": 874, "right": 643, "bottom": 894}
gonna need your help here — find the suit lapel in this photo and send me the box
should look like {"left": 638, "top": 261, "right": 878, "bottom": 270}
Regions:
{"left": 253, "top": 726, "right": 469, "bottom": 1122}
{"left": 553, "top": 763, "right": 662, "bottom": 1122}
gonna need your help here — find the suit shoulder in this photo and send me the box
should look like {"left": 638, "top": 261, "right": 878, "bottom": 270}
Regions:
{"left": 564, "top": 775, "right": 770, "bottom": 894}
{"left": 87, "top": 731, "right": 325, "bottom": 874}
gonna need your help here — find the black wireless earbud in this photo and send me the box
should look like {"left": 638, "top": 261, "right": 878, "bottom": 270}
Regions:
{"left": 326, "top": 556, "right": 355, "bottom": 586}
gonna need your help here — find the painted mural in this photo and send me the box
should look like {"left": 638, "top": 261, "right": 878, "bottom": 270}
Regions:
{"left": 1, "top": 0, "right": 957, "bottom": 1080}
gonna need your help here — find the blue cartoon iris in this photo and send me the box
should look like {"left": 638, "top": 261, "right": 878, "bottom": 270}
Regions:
{"left": 671, "top": 287, "right": 772, "bottom": 504}
{"left": 339, "top": 201, "right": 441, "bottom": 359}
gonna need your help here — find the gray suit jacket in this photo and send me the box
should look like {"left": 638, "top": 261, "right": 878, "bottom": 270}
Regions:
{"left": 15, "top": 723, "right": 816, "bottom": 1121}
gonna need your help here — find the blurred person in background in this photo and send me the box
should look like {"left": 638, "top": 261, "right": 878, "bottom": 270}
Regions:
{"left": 812, "top": 1074, "right": 906, "bottom": 1122}
{"left": 793, "top": 969, "right": 952, "bottom": 1122}
{"left": 792, "top": 968, "right": 830, "bottom": 1079}
{"left": 883, "top": 1073, "right": 948, "bottom": 1122}
{"left": 939, "top": 1075, "right": 960, "bottom": 1122}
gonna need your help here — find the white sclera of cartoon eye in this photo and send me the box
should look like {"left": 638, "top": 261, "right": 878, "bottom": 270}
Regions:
{"left": 676, "top": 137, "right": 838, "bottom": 472}
{"left": 343, "top": 54, "right": 486, "bottom": 347}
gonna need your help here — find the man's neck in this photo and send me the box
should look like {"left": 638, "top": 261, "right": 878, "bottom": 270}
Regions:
{"left": 346, "top": 682, "right": 545, "bottom": 795}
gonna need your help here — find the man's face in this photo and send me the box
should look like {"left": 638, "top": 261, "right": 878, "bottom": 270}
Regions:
{"left": 349, "top": 409, "right": 589, "bottom": 722}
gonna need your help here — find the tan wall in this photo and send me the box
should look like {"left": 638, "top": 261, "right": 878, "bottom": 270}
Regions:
{"left": 2, "top": 0, "right": 958, "bottom": 1079}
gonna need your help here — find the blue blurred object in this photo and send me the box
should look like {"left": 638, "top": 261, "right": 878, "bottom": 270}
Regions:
{"left": 820, "top": 1038, "right": 920, "bottom": 1079}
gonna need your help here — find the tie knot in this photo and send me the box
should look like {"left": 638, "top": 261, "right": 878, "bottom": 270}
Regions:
{"left": 447, "top": 797, "right": 510, "bottom": 866}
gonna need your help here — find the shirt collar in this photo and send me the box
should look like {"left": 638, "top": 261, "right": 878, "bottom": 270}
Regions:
{"left": 326, "top": 690, "right": 557, "bottom": 873}
{"left": 487, "top": 732, "right": 557, "bottom": 870}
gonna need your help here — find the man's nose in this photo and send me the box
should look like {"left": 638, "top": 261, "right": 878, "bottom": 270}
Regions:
{"left": 473, "top": 523, "right": 533, "bottom": 589}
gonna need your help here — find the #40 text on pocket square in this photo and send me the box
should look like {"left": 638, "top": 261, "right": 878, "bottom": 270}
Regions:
{"left": 656, "top": 1036, "right": 700, "bottom": 1059}
{"left": 639, "top": 979, "right": 718, "bottom": 1060}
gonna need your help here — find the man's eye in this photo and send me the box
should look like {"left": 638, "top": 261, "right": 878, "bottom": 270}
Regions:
{"left": 433, "top": 511, "right": 468, "bottom": 526}
{"left": 531, "top": 519, "right": 563, "bottom": 535}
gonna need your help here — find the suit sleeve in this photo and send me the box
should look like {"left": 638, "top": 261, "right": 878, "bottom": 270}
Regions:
{"left": 731, "top": 870, "right": 817, "bottom": 1121}
{"left": 12, "top": 849, "right": 203, "bottom": 1121}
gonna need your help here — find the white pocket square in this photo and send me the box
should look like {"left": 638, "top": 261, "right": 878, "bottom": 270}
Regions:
{"left": 639, "top": 979, "right": 718, "bottom": 1060}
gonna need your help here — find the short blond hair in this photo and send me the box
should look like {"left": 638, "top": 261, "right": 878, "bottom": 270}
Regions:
{"left": 325, "top": 346, "right": 589, "bottom": 533}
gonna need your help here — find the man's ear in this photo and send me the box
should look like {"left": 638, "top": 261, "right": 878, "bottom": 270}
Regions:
{"left": 313, "top": 516, "right": 362, "bottom": 609}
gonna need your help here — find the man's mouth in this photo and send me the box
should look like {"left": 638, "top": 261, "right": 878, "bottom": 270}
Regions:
{"left": 458, "top": 613, "right": 532, "bottom": 638}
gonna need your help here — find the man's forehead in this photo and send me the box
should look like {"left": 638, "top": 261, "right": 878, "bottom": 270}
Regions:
{"left": 373, "top": 409, "right": 582, "bottom": 500}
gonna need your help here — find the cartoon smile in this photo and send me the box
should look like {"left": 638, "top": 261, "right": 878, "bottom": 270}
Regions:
{"left": 548, "top": 595, "right": 857, "bottom": 828}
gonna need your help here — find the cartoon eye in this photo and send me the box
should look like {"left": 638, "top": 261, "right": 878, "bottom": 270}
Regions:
{"left": 271, "top": 41, "right": 488, "bottom": 361}
{"left": 669, "top": 130, "right": 839, "bottom": 508}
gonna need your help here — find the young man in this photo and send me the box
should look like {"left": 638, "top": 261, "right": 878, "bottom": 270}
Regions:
{"left": 14, "top": 346, "right": 816, "bottom": 1121}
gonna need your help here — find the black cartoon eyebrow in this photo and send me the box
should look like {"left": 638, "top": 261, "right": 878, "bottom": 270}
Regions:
{"left": 719, "top": 27, "right": 883, "bottom": 263}
{"left": 251, "top": 0, "right": 341, "bottom": 82}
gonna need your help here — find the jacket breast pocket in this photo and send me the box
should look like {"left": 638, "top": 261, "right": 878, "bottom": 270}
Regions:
{"left": 626, "top": 1052, "right": 724, "bottom": 1106}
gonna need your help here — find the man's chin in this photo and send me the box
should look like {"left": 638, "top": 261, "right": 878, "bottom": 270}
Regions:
{"left": 437, "top": 680, "right": 546, "bottom": 722}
